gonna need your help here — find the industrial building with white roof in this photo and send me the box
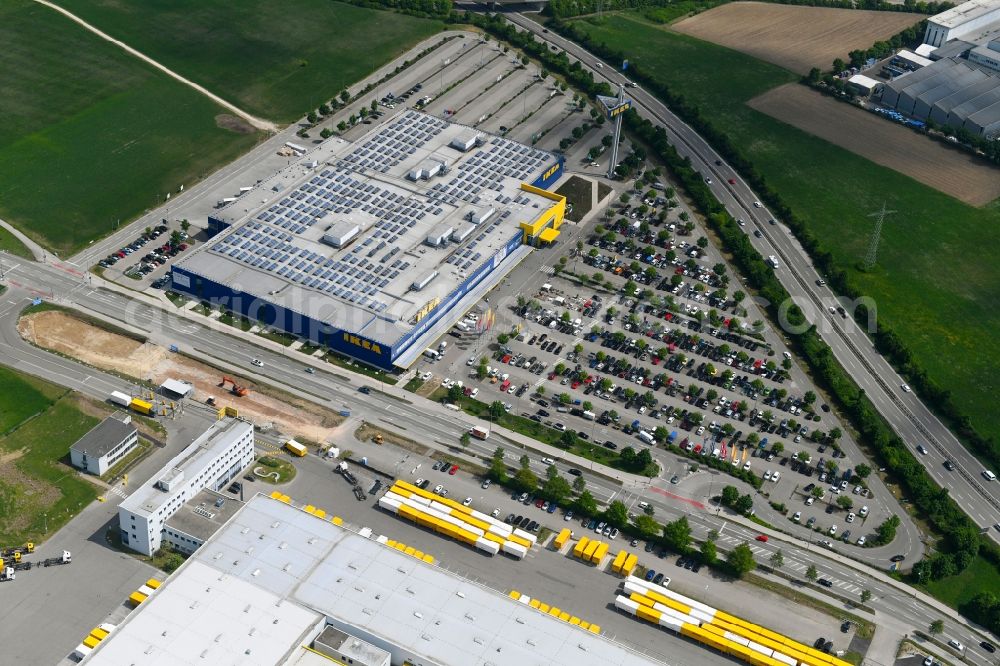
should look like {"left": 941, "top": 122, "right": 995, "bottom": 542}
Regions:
{"left": 171, "top": 110, "right": 566, "bottom": 371}
{"left": 82, "top": 495, "right": 665, "bottom": 666}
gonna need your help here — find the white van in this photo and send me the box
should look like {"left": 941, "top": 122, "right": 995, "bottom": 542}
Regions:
{"left": 984, "top": 470, "right": 997, "bottom": 481}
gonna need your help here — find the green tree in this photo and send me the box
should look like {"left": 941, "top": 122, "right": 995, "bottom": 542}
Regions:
{"left": 447, "top": 385, "right": 464, "bottom": 402}
{"left": 604, "top": 500, "right": 629, "bottom": 528}
{"left": 489, "top": 455, "right": 508, "bottom": 483}
{"left": 700, "top": 538, "right": 717, "bottom": 565}
{"left": 460, "top": 432, "right": 471, "bottom": 448}
{"left": 519, "top": 454, "right": 531, "bottom": 470}
{"left": 574, "top": 490, "right": 598, "bottom": 516}
{"left": 769, "top": 549, "right": 784, "bottom": 571}
{"left": 929, "top": 619, "right": 944, "bottom": 635}
{"left": 734, "top": 494, "right": 754, "bottom": 515}
{"left": 572, "top": 475, "right": 586, "bottom": 493}
{"left": 860, "top": 589, "right": 872, "bottom": 604}
{"left": 546, "top": 464, "right": 559, "bottom": 481}
{"left": 340, "top": 90, "right": 350, "bottom": 103}
{"left": 805, "top": 564, "right": 818, "bottom": 582}
{"left": 727, "top": 542, "right": 756, "bottom": 578}
{"left": 836, "top": 495, "right": 854, "bottom": 511}
{"left": 854, "top": 463, "right": 871, "bottom": 479}
{"left": 662, "top": 516, "right": 692, "bottom": 553}
{"left": 634, "top": 514, "right": 660, "bottom": 540}
{"left": 721, "top": 485, "right": 740, "bottom": 507}
{"left": 515, "top": 466, "right": 538, "bottom": 493}
{"left": 543, "top": 474, "right": 572, "bottom": 503}
{"left": 320, "top": 127, "right": 333, "bottom": 139}
{"left": 490, "top": 400, "right": 505, "bottom": 420}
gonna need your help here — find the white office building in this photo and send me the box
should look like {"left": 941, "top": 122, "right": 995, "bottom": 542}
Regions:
{"left": 117, "top": 417, "right": 254, "bottom": 555}
{"left": 70, "top": 412, "right": 138, "bottom": 476}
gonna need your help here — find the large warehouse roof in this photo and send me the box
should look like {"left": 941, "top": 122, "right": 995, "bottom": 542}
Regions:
{"left": 83, "top": 496, "right": 666, "bottom": 666}
{"left": 929, "top": 0, "right": 1000, "bottom": 29}
{"left": 176, "top": 111, "right": 560, "bottom": 347}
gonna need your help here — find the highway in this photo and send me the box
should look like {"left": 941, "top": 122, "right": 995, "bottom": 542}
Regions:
{"left": 1, "top": 257, "right": 996, "bottom": 662}
{"left": 503, "top": 11, "right": 1000, "bottom": 543}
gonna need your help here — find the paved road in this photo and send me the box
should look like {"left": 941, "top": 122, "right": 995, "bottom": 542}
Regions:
{"left": 0, "top": 262, "right": 995, "bottom": 664}
{"left": 503, "top": 10, "right": 1000, "bottom": 544}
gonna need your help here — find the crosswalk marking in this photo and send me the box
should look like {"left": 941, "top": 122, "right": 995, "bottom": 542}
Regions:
{"left": 106, "top": 485, "right": 128, "bottom": 499}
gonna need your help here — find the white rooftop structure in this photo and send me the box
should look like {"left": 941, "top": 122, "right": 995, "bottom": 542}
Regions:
{"left": 160, "top": 378, "right": 194, "bottom": 398}
{"left": 87, "top": 496, "right": 665, "bottom": 666}
{"left": 924, "top": 0, "right": 1000, "bottom": 46}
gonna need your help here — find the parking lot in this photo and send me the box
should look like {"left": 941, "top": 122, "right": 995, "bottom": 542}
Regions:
{"left": 273, "top": 439, "right": 849, "bottom": 662}
{"left": 415, "top": 165, "right": 904, "bottom": 553}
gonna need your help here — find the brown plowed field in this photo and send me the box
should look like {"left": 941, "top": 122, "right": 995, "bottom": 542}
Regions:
{"left": 673, "top": 2, "right": 922, "bottom": 75}
{"left": 749, "top": 84, "right": 1000, "bottom": 206}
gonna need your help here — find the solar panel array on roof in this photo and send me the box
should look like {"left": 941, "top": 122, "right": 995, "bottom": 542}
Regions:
{"left": 340, "top": 110, "right": 447, "bottom": 173}
{"left": 426, "top": 135, "right": 548, "bottom": 207}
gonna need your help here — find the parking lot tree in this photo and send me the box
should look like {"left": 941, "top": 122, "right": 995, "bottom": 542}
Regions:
{"left": 734, "top": 494, "right": 754, "bottom": 515}
{"left": 746, "top": 433, "right": 760, "bottom": 447}
{"left": 929, "top": 619, "right": 944, "bottom": 635}
{"left": 854, "top": 463, "right": 871, "bottom": 479}
{"left": 307, "top": 111, "right": 318, "bottom": 124}
{"left": 663, "top": 516, "right": 692, "bottom": 553}
{"left": 448, "top": 385, "right": 464, "bottom": 403}
{"left": 605, "top": 500, "right": 629, "bottom": 528}
{"left": 727, "top": 542, "right": 756, "bottom": 578}
{"left": 713, "top": 263, "right": 726, "bottom": 277}
{"left": 829, "top": 427, "right": 842, "bottom": 442}
{"left": 619, "top": 193, "right": 631, "bottom": 205}
{"left": 806, "top": 564, "right": 818, "bottom": 582}
{"left": 543, "top": 474, "right": 571, "bottom": 503}
{"left": 490, "top": 401, "right": 505, "bottom": 420}
{"left": 874, "top": 515, "right": 900, "bottom": 545}
{"left": 860, "top": 589, "right": 872, "bottom": 605}
{"left": 558, "top": 393, "right": 571, "bottom": 404}
{"left": 348, "top": 113, "right": 357, "bottom": 125}
{"left": 811, "top": 486, "right": 825, "bottom": 499}
{"left": 574, "top": 343, "right": 584, "bottom": 355}
{"left": 582, "top": 401, "right": 593, "bottom": 412}
{"left": 337, "top": 121, "right": 347, "bottom": 132}
{"left": 624, "top": 280, "right": 638, "bottom": 295}
{"left": 634, "top": 514, "right": 659, "bottom": 540}
{"left": 559, "top": 430, "right": 577, "bottom": 449}
{"left": 536, "top": 386, "right": 546, "bottom": 397}
{"left": 572, "top": 475, "right": 586, "bottom": 493}
{"left": 560, "top": 310, "right": 571, "bottom": 322}
{"left": 688, "top": 412, "right": 704, "bottom": 426}
{"left": 340, "top": 90, "right": 350, "bottom": 103}
{"left": 320, "top": 128, "right": 334, "bottom": 139}
{"left": 836, "top": 496, "right": 854, "bottom": 511}
{"left": 608, "top": 409, "right": 619, "bottom": 421}
{"left": 721, "top": 485, "right": 740, "bottom": 507}
{"left": 704, "top": 363, "right": 717, "bottom": 377}
{"left": 782, "top": 358, "right": 792, "bottom": 370}
{"left": 771, "top": 442, "right": 784, "bottom": 455}
{"left": 700, "top": 538, "right": 718, "bottom": 565}
{"left": 497, "top": 333, "right": 510, "bottom": 344}
{"left": 636, "top": 449, "right": 653, "bottom": 471}
{"left": 722, "top": 370, "right": 734, "bottom": 384}
{"left": 555, "top": 362, "right": 566, "bottom": 374}
{"left": 706, "top": 389, "right": 719, "bottom": 402}
{"left": 599, "top": 378, "right": 613, "bottom": 392}
{"left": 592, "top": 270, "right": 604, "bottom": 283}
{"left": 574, "top": 490, "right": 598, "bottom": 516}
{"left": 763, "top": 410, "right": 775, "bottom": 424}
{"left": 620, "top": 446, "right": 637, "bottom": 467}
{"left": 601, "top": 134, "right": 613, "bottom": 147}
{"left": 722, "top": 423, "right": 735, "bottom": 437}
{"left": 825, "top": 460, "right": 838, "bottom": 474}
{"left": 515, "top": 466, "right": 539, "bottom": 494}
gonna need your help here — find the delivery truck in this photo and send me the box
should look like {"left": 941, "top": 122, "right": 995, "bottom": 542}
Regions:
{"left": 470, "top": 425, "right": 490, "bottom": 440}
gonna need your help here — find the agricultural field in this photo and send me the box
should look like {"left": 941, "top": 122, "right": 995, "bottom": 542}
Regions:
{"left": 672, "top": 1, "right": 922, "bottom": 75}
{"left": 0, "top": 0, "right": 262, "bottom": 256}
{"left": 52, "top": 0, "right": 445, "bottom": 123}
{"left": 750, "top": 85, "right": 1000, "bottom": 205}
{"left": 568, "top": 13, "right": 1000, "bottom": 448}
{"left": 0, "top": 367, "right": 101, "bottom": 545}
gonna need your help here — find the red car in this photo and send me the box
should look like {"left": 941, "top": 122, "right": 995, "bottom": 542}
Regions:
{"left": 756, "top": 535, "right": 768, "bottom": 542}
{"left": 535, "top": 498, "right": 545, "bottom": 508}
{"left": 728, "top": 178, "right": 736, "bottom": 185}
{"left": 652, "top": 357, "right": 660, "bottom": 365}
{"left": 448, "top": 464, "right": 458, "bottom": 475}
{"left": 548, "top": 372, "right": 557, "bottom": 380}
{"left": 571, "top": 381, "right": 580, "bottom": 389}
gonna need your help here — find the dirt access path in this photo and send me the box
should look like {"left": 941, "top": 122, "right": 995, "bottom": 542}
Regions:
{"left": 19, "top": 310, "right": 343, "bottom": 442}
{"left": 33, "top": 0, "right": 276, "bottom": 131}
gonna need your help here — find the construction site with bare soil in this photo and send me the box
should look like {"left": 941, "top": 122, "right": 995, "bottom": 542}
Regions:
{"left": 18, "top": 309, "right": 345, "bottom": 443}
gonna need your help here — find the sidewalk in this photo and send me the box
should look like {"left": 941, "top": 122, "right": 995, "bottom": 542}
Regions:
{"left": 0, "top": 218, "right": 46, "bottom": 261}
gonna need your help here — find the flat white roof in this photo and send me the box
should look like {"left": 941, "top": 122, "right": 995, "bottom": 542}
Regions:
{"left": 160, "top": 378, "right": 193, "bottom": 397}
{"left": 94, "top": 496, "right": 666, "bottom": 666}
{"left": 180, "top": 110, "right": 559, "bottom": 347}
{"left": 848, "top": 74, "right": 881, "bottom": 89}
{"left": 119, "top": 418, "right": 252, "bottom": 519}
{"left": 915, "top": 43, "right": 938, "bottom": 57}
{"left": 929, "top": 0, "right": 1000, "bottom": 29}
{"left": 82, "top": 559, "right": 321, "bottom": 665}
{"left": 897, "top": 49, "right": 935, "bottom": 67}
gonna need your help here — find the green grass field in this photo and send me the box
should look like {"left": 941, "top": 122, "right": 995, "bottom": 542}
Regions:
{"left": 0, "top": 0, "right": 262, "bottom": 256}
{"left": 569, "top": 13, "right": 1000, "bottom": 448}
{"left": 921, "top": 554, "right": 1000, "bottom": 611}
{"left": 52, "top": 0, "right": 445, "bottom": 123}
{"left": 0, "top": 367, "right": 101, "bottom": 544}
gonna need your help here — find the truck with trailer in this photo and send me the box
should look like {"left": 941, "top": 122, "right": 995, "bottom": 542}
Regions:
{"left": 284, "top": 440, "right": 307, "bottom": 457}
{"left": 470, "top": 425, "right": 490, "bottom": 440}
{"left": 337, "top": 461, "right": 358, "bottom": 485}
{"left": 0, "top": 566, "right": 14, "bottom": 582}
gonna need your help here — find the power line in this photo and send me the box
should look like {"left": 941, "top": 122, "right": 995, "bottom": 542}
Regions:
{"left": 863, "top": 202, "right": 895, "bottom": 271}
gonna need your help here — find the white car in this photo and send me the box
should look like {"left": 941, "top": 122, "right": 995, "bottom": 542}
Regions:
{"left": 469, "top": 388, "right": 479, "bottom": 399}
{"left": 792, "top": 511, "right": 801, "bottom": 522}
{"left": 805, "top": 497, "right": 815, "bottom": 506}
{"left": 541, "top": 457, "right": 555, "bottom": 465}
{"left": 771, "top": 471, "right": 780, "bottom": 483}
{"left": 846, "top": 512, "right": 855, "bottom": 523}
{"left": 433, "top": 484, "right": 444, "bottom": 494}
{"left": 856, "top": 535, "right": 866, "bottom": 546}
{"left": 859, "top": 505, "right": 869, "bottom": 517}
{"left": 420, "top": 371, "right": 433, "bottom": 381}
{"left": 466, "top": 356, "right": 476, "bottom": 366}
{"left": 828, "top": 525, "right": 838, "bottom": 536}
{"left": 901, "top": 383, "right": 911, "bottom": 393}
{"left": 763, "top": 470, "right": 772, "bottom": 481}
{"left": 462, "top": 497, "right": 473, "bottom": 507}
{"left": 442, "top": 378, "right": 454, "bottom": 389}
{"left": 753, "top": 201, "right": 762, "bottom": 208}
{"left": 251, "top": 358, "right": 264, "bottom": 367}
{"left": 491, "top": 508, "right": 501, "bottom": 518}
{"left": 743, "top": 461, "right": 751, "bottom": 471}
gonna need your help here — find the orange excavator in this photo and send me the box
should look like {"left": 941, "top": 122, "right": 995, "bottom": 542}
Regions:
{"left": 219, "top": 376, "right": 249, "bottom": 397}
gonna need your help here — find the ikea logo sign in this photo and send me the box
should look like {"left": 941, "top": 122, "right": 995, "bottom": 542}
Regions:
{"left": 608, "top": 102, "right": 631, "bottom": 118}
{"left": 343, "top": 333, "right": 382, "bottom": 355}
{"left": 542, "top": 163, "right": 560, "bottom": 181}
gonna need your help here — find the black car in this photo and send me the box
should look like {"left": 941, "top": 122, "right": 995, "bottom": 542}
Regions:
{"left": 818, "top": 578, "right": 833, "bottom": 588}
{"left": 684, "top": 559, "right": 694, "bottom": 570}
{"left": 943, "top": 460, "right": 955, "bottom": 471}
{"left": 691, "top": 562, "right": 702, "bottom": 573}
{"left": 980, "top": 641, "right": 996, "bottom": 653}
{"left": 840, "top": 621, "right": 851, "bottom": 633}
{"left": 506, "top": 513, "right": 516, "bottom": 524}
{"left": 604, "top": 440, "right": 618, "bottom": 450}
{"left": 358, "top": 386, "right": 371, "bottom": 394}
{"left": 890, "top": 554, "right": 905, "bottom": 562}
{"left": 653, "top": 572, "right": 664, "bottom": 584}
{"left": 519, "top": 516, "right": 531, "bottom": 528}
{"left": 567, "top": 468, "right": 582, "bottom": 476}
{"left": 814, "top": 637, "right": 827, "bottom": 649}
{"left": 513, "top": 514, "right": 523, "bottom": 526}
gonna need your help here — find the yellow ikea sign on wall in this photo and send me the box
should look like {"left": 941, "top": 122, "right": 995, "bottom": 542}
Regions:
{"left": 343, "top": 333, "right": 383, "bottom": 355}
